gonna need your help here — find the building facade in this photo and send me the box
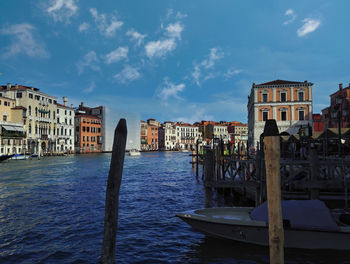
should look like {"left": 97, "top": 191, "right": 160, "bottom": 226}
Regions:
{"left": 321, "top": 83, "right": 350, "bottom": 130}
{"left": 0, "top": 96, "right": 26, "bottom": 155}
{"left": 175, "top": 123, "right": 202, "bottom": 150}
{"left": 162, "top": 122, "right": 177, "bottom": 150}
{"left": 56, "top": 97, "right": 75, "bottom": 153}
{"left": 140, "top": 120, "right": 148, "bottom": 151}
{"left": 75, "top": 114, "right": 102, "bottom": 153}
{"left": 247, "top": 80, "right": 313, "bottom": 148}
{"left": 0, "top": 83, "right": 58, "bottom": 154}
{"left": 76, "top": 102, "right": 106, "bottom": 151}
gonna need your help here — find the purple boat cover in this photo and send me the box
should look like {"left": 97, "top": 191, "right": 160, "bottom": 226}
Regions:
{"left": 250, "top": 200, "right": 339, "bottom": 231}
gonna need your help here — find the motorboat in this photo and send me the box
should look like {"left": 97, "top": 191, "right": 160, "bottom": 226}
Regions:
{"left": 10, "top": 154, "right": 30, "bottom": 160}
{"left": 129, "top": 149, "right": 141, "bottom": 156}
{"left": 0, "top": 154, "right": 13, "bottom": 162}
{"left": 177, "top": 200, "right": 350, "bottom": 250}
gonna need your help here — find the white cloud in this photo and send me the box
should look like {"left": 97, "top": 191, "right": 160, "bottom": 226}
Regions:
{"left": 192, "top": 65, "right": 201, "bottom": 86}
{"left": 145, "top": 38, "right": 177, "bottom": 58}
{"left": 176, "top": 106, "right": 213, "bottom": 124}
{"left": 145, "top": 20, "right": 184, "bottom": 59}
{"left": 47, "top": 0, "right": 78, "bottom": 23}
{"left": 104, "top": 46, "right": 128, "bottom": 64}
{"left": 283, "top": 9, "right": 297, "bottom": 25}
{"left": 90, "top": 8, "right": 123, "bottom": 37}
{"left": 126, "top": 29, "right": 146, "bottom": 46}
{"left": 84, "top": 81, "right": 95, "bottom": 93}
{"left": 224, "top": 67, "right": 242, "bottom": 79}
{"left": 114, "top": 65, "right": 140, "bottom": 83}
{"left": 175, "top": 11, "right": 188, "bottom": 19}
{"left": 159, "top": 79, "right": 185, "bottom": 101}
{"left": 297, "top": 18, "right": 321, "bottom": 37}
{"left": 191, "top": 47, "right": 224, "bottom": 86}
{"left": 165, "top": 22, "right": 184, "bottom": 39}
{"left": 203, "top": 48, "right": 224, "bottom": 69}
{"left": 76, "top": 51, "right": 100, "bottom": 74}
{"left": 1, "top": 23, "right": 49, "bottom": 58}
{"left": 79, "top": 22, "right": 89, "bottom": 32}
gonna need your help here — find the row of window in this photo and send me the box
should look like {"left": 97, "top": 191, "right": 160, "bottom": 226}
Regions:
{"left": 82, "top": 119, "right": 100, "bottom": 124}
{"left": 261, "top": 91, "right": 305, "bottom": 103}
{"left": 82, "top": 136, "right": 98, "bottom": 142}
{"left": 27, "top": 93, "right": 56, "bottom": 104}
{"left": 28, "top": 124, "right": 73, "bottom": 136}
{"left": 0, "top": 100, "right": 15, "bottom": 107}
{"left": 57, "top": 109, "right": 72, "bottom": 116}
{"left": 76, "top": 126, "right": 101, "bottom": 133}
{"left": 261, "top": 110, "right": 305, "bottom": 121}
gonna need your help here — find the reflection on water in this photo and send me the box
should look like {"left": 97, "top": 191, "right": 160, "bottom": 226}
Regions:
{"left": 0, "top": 152, "right": 350, "bottom": 263}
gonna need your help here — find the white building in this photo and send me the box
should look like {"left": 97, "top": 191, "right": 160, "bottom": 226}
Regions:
{"left": 175, "top": 123, "right": 202, "bottom": 150}
{"left": 56, "top": 97, "right": 74, "bottom": 153}
{"left": 163, "top": 122, "right": 177, "bottom": 150}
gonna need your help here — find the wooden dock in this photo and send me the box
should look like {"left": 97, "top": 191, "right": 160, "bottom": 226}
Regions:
{"left": 199, "top": 144, "right": 350, "bottom": 208}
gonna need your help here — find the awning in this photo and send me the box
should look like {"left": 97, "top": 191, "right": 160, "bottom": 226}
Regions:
{"left": 1, "top": 125, "right": 26, "bottom": 133}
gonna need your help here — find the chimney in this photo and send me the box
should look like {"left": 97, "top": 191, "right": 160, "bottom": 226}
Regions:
{"left": 81, "top": 102, "right": 84, "bottom": 107}
{"left": 339, "top": 83, "right": 343, "bottom": 91}
{"left": 15, "top": 83, "right": 19, "bottom": 89}
{"left": 6, "top": 83, "right": 11, "bottom": 90}
{"left": 71, "top": 104, "right": 73, "bottom": 109}
{"left": 63, "top": 96, "right": 68, "bottom": 106}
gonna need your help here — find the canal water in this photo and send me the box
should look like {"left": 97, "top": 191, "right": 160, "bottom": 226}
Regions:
{"left": 0, "top": 152, "right": 349, "bottom": 263}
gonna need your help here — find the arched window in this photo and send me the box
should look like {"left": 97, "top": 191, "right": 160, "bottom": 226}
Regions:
{"left": 29, "top": 105, "right": 31, "bottom": 115}
{"left": 29, "top": 124, "right": 32, "bottom": 134}
{"left": 35, "top": 107, "right": 38, "bottom": 116}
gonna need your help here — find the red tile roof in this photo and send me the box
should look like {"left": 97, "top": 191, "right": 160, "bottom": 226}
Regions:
{"left": 75, "top": 114, "right": 101, "bottom": 119}
{"left": 11, "top": 106, "right": 26, "bottom": 110}
{"left": 256, "top": 80, "right": 313, "bottom": 86}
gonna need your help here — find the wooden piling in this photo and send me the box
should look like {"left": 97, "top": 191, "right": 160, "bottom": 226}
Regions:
{"left": 195, "top": 140, "right": 199, "bottom": 178}
{"left": 263, "top": 119, "right": 284, "bottom": 264}
{"left": 308, "top": 148, "right": 320, "bottom": 200}
{"left": 101, "top": 119, "right": 127, "bottom": 264}
{"left": 192, "top": 150, "right": 195, "bottom": 168}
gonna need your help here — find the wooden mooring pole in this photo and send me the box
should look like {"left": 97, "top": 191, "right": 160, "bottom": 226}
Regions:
{"left": 263, "top": 120, "right": 284, "bottom": 264}
{"left": 101, "top": 119, "right": 127, "bottom": 264}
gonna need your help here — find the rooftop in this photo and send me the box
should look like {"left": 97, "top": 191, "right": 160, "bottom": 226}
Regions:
{"left": 255, "top": 79, "right": 313, "bottom": 87}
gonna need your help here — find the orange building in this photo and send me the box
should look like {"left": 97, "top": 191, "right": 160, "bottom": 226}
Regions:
{"left": 75, "top": 114, "right": 102, "bottom": 153}
{"left": 146, "top": 118, "right": 160, "bottom": 150}
{"left": 247, "top": 80, "right": 313, "bottom": 147}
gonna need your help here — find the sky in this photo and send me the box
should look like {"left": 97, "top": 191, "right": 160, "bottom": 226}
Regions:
{"left": 1, "top": 0, "right": 350, "bottom": 124}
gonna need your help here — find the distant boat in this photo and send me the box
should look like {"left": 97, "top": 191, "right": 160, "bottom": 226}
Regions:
{"left": 181, "top": 149, "right": 190, "bottom": 152}
{"left": 10, "top": 154, "right": 30, "bottom": 160}
{"left": 129, "top": 149, "right": 141, "bottom": 156}
{"left": 177, "top": 200, "right": 350, "bottom": 250}
{"left": 0, "top": 154, "right": 13, "bottom": 162}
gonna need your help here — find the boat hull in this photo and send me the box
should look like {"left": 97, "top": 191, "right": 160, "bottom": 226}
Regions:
{"left": 10, "top": 154, "right": 29, "bottom": 160}
{"left": 177, "top": 208, "right": 350, "bottom": 250}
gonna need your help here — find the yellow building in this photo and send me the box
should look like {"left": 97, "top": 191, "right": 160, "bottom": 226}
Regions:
{"left": 0, "top": 83, "right": 58, "bottom": 154}
{"left": 0, "top": 96, "right": 26, "bottom": 155}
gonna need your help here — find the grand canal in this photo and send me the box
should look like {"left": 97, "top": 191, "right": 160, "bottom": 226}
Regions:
{"left": 1, "top": 152, "right": 349, "bottom": 263}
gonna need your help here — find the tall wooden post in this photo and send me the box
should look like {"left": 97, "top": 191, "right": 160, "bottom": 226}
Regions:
{"left": 308, "top": 148, "right": 320, "bottom": 200}
{"left": 101, "top": 119, "right": 127, "bottom": 264}
{"left": 195, "top": 140, "right": 199, "bottom": 178}
{"left": 263, "top": 120, "right": 284, "bottom": 264}
{"left": 192, "top": 150, "right": 195, "bottom": 168}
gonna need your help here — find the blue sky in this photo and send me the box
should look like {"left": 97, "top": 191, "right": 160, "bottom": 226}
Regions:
{"left": 1, "top": 0, "right": 349, "bottom": 124}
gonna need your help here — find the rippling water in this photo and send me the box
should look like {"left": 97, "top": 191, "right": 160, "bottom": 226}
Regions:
{"left": 1, "top": 152, "right": 350, "bottom": 263}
